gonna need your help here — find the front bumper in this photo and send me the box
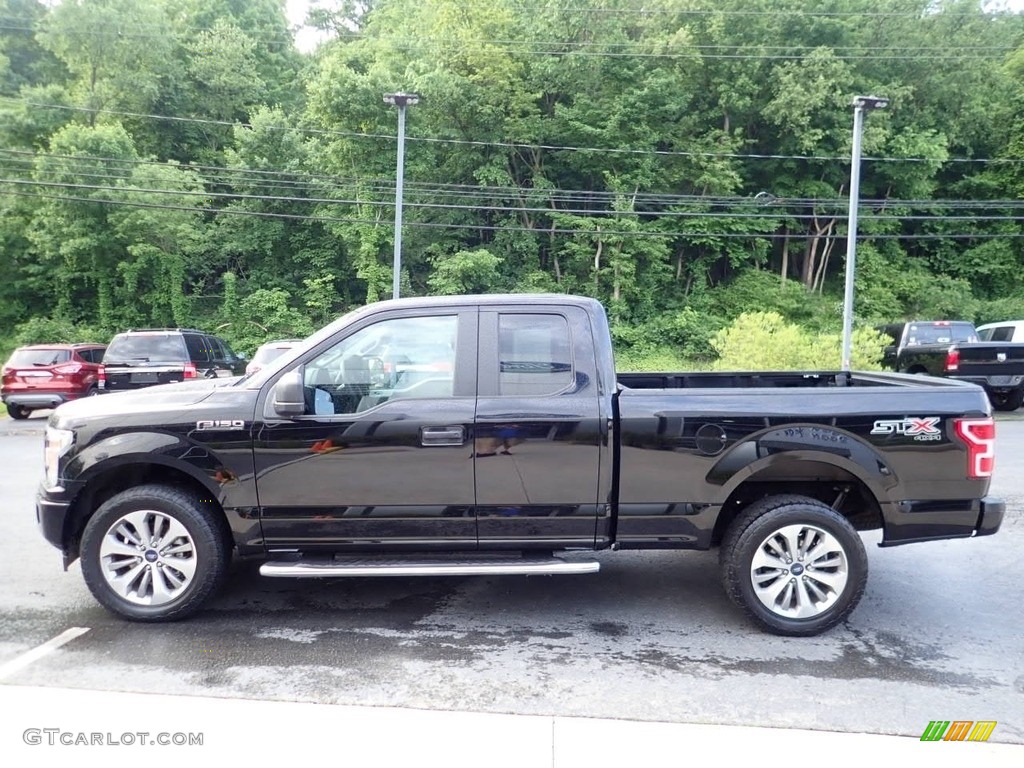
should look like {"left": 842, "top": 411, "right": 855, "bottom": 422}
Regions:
{"left": 36, "top": 484, "right": 75, "bottom": 560}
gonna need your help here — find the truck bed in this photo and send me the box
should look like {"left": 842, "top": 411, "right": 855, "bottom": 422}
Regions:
{"left": 618, "top": 371, "right": 842, "bottom": 389}
{"left": 616, "top": 369, "right": 984, "bottom": 391}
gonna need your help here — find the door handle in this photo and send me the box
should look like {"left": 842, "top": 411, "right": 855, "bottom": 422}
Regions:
{"left": 420, "top": 425, "right": 466, "bottom": 446}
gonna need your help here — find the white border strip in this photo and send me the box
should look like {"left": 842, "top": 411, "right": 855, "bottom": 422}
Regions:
{"left": 0, "top": 627, "right": 90, "bottom": 680}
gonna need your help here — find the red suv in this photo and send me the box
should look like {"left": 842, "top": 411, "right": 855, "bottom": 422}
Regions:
{"left": 2, "top": 343, "right": 107, "bottom": 420}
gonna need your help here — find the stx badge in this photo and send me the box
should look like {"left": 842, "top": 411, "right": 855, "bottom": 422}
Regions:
{"left": 870, "top": 417, "right": 942, "bottom": 441}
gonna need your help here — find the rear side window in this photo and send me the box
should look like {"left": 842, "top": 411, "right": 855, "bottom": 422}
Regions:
{"left": 77, "top": 348, "right": 104, "bottom": 364}
{"left": 204, "top": 336, "right": 227, "bottom": 361}
{"left": 988, "top": 326, "right": 1014, "bottom": 342}
{"left": 184, "top": 334, "right": 210, "bottom": 363}
{"left": 105, "top": 334, "right": 188, "bottom": 364}
{"left": 497, "top": 314, "right": 573, "bottom": 396}
{"left": 7, "top": 349, "right": 71, "bottom": 367}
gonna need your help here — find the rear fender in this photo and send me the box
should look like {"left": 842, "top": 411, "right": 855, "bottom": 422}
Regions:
{"left": 708, "top": 425, "right": 896, "bottom": 504}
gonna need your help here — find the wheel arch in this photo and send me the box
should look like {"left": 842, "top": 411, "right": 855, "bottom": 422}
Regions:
{"left": 63, "top": 460, "right": 229, "bottom": 563}
{"left": 711, "top": 455, "right": 886, "bottom": 547}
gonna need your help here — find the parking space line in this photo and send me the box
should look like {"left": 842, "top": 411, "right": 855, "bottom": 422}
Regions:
{"left": 0, "top": 627, "right": 90, "bottom": 681}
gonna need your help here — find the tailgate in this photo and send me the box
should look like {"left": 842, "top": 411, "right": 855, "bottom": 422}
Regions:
{"left": 8, "top": 368, "right": 55, "bottom": 387}
{"left": 103, "top": 364, "right": 188, "bottom": 390}
{"left": 955, "top": 343, "right": 1024, "bottom": 380}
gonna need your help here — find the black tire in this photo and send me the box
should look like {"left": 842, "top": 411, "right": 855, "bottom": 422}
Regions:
{"left": 719, "top": 495, "right": 868, "bottom": 636}
{"left": 7, "top": 403, "right": 29, "bottom": 420}
{"left": 990, "top": 387, "right": 1024, "bottom": 412}
{"left": 80, "top": 484, "right": 230, "bottom": 621}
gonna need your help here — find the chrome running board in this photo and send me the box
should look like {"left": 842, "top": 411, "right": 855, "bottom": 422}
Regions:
{"left": 259, "top": 555, "right": 600, "bottom": 578}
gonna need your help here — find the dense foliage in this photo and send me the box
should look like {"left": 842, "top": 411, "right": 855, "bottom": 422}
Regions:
{"left": 2, "top": 0, "right": 1023, "bottom": 364}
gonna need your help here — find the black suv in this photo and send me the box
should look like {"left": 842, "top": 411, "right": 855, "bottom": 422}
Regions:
{"left": 101, "top": 329, "right": 246, "bottom": 392}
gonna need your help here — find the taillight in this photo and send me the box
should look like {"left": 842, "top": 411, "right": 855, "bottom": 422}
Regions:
{"left": 183, "top": 363, "right": 198, "bottom": 379}
{"left": 97, "top": 365, "right": 106, "bottom": 389}
{"left": 944, "top": 346, "right": 960, "bottom": 372}
{"left": 954, "top": 417, "right": 995, "bottom": 478}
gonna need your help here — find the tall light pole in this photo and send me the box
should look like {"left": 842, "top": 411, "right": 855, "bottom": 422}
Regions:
{"left": 841, "top": 95, "right": 888, "bottom": 372}
{"left": 383, "top": 92, "right": 420, "bottom": 299}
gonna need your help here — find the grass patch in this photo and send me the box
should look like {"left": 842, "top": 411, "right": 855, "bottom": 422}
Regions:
{"left": 614, "top": 345, "right": 703, "bottom": 372}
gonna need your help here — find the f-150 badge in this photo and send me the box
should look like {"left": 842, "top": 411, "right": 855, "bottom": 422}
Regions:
{"left": 870, "top": 417, "right": 942, "bottom": 440}
{"left": 196, "top": 420, "right": 246, "bottom": 431}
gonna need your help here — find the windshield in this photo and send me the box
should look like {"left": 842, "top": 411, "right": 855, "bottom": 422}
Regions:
{"left": 238, "top": 304, "right": 378, "bottom": 387}
{"left": 104, "top": 334, "right": 188, "bottom": 364}
{"left": 7, "top": 349, "right": 71, "bottom": 367}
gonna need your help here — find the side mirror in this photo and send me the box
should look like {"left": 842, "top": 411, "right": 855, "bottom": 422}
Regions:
{"left": 272, "top": 369, "right": 305, "bottom": 416}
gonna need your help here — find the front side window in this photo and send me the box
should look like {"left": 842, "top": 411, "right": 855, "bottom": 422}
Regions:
{"left": 302, "top": 315, "right": 458, "bottom": 415}
{"left": 497, "top": 314, "right": 573, "bottom": 396}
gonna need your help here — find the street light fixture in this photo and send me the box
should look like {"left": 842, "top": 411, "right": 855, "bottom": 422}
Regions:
{"left": 383, "top": 92, "right": 420, "bottom": 299}
{"left": 840, "top": 94, "right": 888, "bottom": 373}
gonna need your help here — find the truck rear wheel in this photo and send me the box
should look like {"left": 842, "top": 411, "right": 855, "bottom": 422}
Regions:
{"left": 720, "top": 496, "right": 867, "bottom": 636}
{"left": 80, "top": 485, "right": 229, "bottom": 621}
{"left": 990, "top": 387, "right": 1024, "bottom": 412}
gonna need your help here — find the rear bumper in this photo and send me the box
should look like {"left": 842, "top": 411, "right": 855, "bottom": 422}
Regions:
{"left": 3, "top": 391, "right": 81, "bottom": 409}
{"left": 880, "top": 496, "right": 1004, "bottom": 546}
{"left": 954, "top": 375, "right": 1024, "bottom": 392}
{"left": 975, "top": 496, "right": 1005, "bottom": 537}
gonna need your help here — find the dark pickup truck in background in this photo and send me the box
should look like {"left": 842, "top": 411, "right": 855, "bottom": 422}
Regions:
{"left": 879, "top": 320, "right": 1024, "bottom": 411}
{"left": 38, "top": 295, "right": 1003, "bottom": 636}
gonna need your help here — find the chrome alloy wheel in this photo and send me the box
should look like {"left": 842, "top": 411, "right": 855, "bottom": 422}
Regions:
{"left": 98, "top": 510, "right": 198, "bottom": 605}
{"left": 749, "top": 524, "right": 849, "bottom": 619}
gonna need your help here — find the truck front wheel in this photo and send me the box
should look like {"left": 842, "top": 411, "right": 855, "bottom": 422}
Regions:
{"left": 720, "top": 497, "right": 868, "bottom": 636}
{"left": 80, "top": 485, "right": 230, "bottom": 621}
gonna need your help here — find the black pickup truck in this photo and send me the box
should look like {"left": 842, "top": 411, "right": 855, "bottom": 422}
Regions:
{"left": 38, "top": 295, "right": 1004, "bottom": 636}
{"left": 880, "top": 320, "right": 1024, "bottom": 411}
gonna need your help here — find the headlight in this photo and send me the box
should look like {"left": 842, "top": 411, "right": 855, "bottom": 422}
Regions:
{"left": 44, "top": 427, "right": 75, "bottom": 489}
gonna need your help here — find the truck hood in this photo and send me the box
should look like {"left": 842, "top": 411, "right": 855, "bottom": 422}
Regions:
{"left": 51, "top": 377, "right": 237, "bottom": 425}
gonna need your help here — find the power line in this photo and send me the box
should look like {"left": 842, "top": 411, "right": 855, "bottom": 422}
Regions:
{"left": 7, "top": 175, "right": 1024, "bottom": 222}
{"left": 4, "top": 20, "right": 1012, "bottom": 59}
{"left": 5, "top": 99, "right": 1023, "bottom": 165}
{"left": 6, "top": 153, "right": 1024, "bottom": 212}
{"left": 4, "top": 185, "right": 1023, "bottom": 239}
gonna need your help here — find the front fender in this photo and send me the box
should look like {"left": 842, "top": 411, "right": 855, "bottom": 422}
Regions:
{"left": 66, "top": 431, "right": 224, "bottom": 499}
